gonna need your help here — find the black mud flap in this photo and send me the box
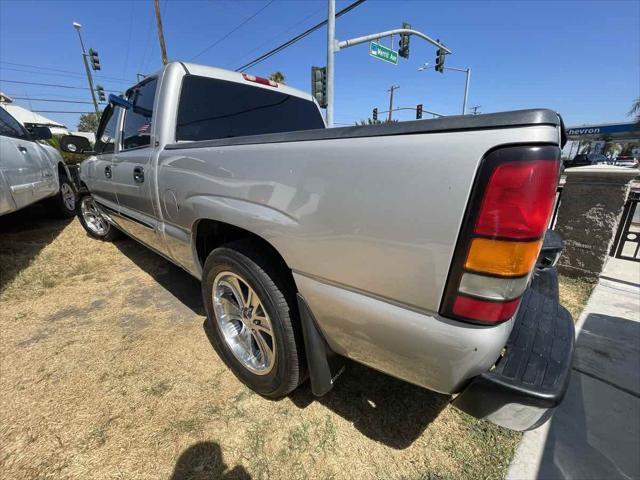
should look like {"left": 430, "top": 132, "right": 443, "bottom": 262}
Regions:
{"left": 537, "top": 229, "right": 564, "bottom": 270}
{"left": 297, "top": 294, "right": 345, "bottom": 397}
{"left": 453, "top": 268, "right": 575, "bottom": 431}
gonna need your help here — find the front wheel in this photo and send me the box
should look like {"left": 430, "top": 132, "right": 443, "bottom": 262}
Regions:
{"left": 202, "top": 241, "right": 305, "bottom": 398}
{"left": 77, "top": 195, "right": 120, "bottom": 241}
{"left": 48, "top": 176, "right": 77, "bottom": 218}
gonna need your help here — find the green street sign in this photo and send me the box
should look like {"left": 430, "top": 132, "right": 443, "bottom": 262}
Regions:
{"left": 369, "top": 42, "right": 398, "bottom": 65}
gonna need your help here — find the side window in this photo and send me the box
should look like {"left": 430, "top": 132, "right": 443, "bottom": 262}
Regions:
{"left": 0, "top": 107, "right": 30, "bottom": 140}
{"left": 122, "top": 78, "right": 157, "bottom": 151}
{"left": 94, "top": 105, "right": 118, "bottom": 154}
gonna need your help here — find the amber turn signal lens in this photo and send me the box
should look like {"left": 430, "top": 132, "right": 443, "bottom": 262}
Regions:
{"left": 465, "top": 238, "right": 542, "bottom": 277}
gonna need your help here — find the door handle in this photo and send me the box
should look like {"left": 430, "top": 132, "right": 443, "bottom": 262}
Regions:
{"left": 104, "top": 165, "right": 112, "bottom": 179}
{"left": 133, "top": 166, "right": 144, "bottom": 183}
{"left": 18, "top": 146, "right": 28, "bottom": 154}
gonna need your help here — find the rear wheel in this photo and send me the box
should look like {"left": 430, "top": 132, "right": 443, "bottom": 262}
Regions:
{"left": 202, "top": 241, "right": 305, "bottom": 398}
{"left": 77, "top": 195, "right": 120, "bottom": 241}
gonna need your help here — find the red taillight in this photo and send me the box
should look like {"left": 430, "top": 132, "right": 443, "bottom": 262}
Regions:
{"left": 242, "top": 73, "right": 278, "bottom": 88}
{"left": 441, "top": 146, "right": 561, "bottom": 325}
{"left": 452, "top": 295, "right": 521, "bottom": 323}
{"left": 475, "top": 160, "right": 560, "bottom": 239}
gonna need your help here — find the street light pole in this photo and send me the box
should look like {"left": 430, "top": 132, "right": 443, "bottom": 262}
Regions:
{"left": 387, "top": 85, "right": 399, "bottom": 121}
{"left": 326, "top": 8, "right": 452, "bottom": 128}
{"left": 417, "top": 64, "right": 471, "bottom": 115}
{"left": 462, "top": 67, "right": 470, "bottom": 115}
{"left": 73, "top": 22, "right": 100, "bottom": 116}
{"left": 326, "top": 0, "right": 336, "bottom": 127}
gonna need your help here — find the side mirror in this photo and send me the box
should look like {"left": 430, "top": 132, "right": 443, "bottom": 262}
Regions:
{"left": 60, "top": 134, "right": 93, "bottom": 154}
{"left": 109, "top": 93, "right": 133, "bottom": 110}
{"left": 30, "top": 126, "right": 52, "bottom": 140}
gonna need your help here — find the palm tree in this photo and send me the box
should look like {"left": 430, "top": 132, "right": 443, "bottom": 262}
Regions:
{"left": 269, "top": 71, "right": 285, "bottom": 84}
{"left": 629, "top": 97, "right": 640, "bottom": 126}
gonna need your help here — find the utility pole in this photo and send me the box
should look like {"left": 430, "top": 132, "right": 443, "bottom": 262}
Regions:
{"left": 387, "top": 85, "right": 399, "bottom": 121}
{"left": 326, "top": 0, "right": 336, "bottom": 127}
{"left": 154, "top": 0, "right": 168, "bottom": 65}
{"left": 72, "top": 22, "right": 100, "bottom": 116}
{"left": 470, "top": 105, "right": 481, "bottom": 115}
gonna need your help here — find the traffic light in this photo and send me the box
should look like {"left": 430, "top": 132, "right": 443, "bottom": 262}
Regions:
{"left": 88, "top": 48, "right": 101, "bottom": 71}
{"left": 416, "top": 104, "right": 423, "bottom": 119}
{"left": 435, "top": 40, "right": 445, "bottom": 73}
{"left": 311, "top": 66, "right": 327, "bottom": 108}
{"left": 96, "top": 85, "right": 105, "bottom": 102}
{"left": 373, "top": 108, "right": 378, "bottom": 122}
{"left": 398, "top": 22, "right": 411, "bottom": 59}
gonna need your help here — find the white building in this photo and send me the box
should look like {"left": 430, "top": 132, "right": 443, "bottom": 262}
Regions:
{"left": 0, "top": 93, "right": 70, "bottom": 136}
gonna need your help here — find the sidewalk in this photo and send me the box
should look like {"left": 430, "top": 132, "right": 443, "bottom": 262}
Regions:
{"left": 507, "top": 257, "right": 640, "bottom": 480}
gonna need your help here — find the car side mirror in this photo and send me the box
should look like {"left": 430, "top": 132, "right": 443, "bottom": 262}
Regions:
{"left": 30, "top": 126, "right": 52, "bottom": 140}
{"left": 109, "top": 93, "right": 133, "bottom": 110}
{"left": 60, "top": 134, "right": 94, "bottom": 154}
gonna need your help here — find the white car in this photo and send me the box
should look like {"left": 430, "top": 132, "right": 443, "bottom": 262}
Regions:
{"left": 0, "top": 107, "right": 77, "bottom": 217}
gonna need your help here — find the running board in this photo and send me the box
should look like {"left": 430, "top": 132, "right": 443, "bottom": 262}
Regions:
{"left": 296, "top": 294, "right": 345, "bottom": 397}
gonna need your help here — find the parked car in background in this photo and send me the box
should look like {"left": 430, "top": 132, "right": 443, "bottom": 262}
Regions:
{"left": 613, "top": 155, "right": 639, "bottom": 168}
{"left": 565, "top": 152, "right": 608, "bottom": 167}
{"left": 0, "top": 106, "right": 77, "bottom": 217}
{"left": 60, "top": 62, "right": 574, "bottom": 431}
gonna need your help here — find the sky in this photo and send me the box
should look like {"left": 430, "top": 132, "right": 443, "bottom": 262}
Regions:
{"left": 0, "top": 0, "right": 638, "bottom": 130}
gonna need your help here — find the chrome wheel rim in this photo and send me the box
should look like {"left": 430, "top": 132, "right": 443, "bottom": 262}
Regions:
{"left": 212, "top": 272, "right": 276, "bottom": 375}
{"left": 80, "top": 196, "right": 108, "bottom": 236}
{"left": 61, "top": 182, "right": 75, "bottom": 211}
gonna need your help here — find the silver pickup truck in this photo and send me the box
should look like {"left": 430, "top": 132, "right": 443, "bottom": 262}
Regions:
{"left": 61, "top": 62, "right": 574, "bottom": 431}
{"left": 0, "top": 107, "right": 77, "bottom": 217}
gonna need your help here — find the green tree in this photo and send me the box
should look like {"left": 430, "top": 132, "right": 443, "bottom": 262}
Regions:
{"left": 77, "top": 112, "right": 100, "bottom": 133}
{"left": 355, "top": 118, "right": 398, "bottom": 125}
{"left": 268, "top": 71, "right": 285, "bottom": 84}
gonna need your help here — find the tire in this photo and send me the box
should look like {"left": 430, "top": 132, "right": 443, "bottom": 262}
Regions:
{"left": 49, "top": 175, "right": 77, "bottom": 218}
{"left": 202, "top": 240, "right": 305, "bottom": 398}
{"left": 76, "top": 194, "right": 120, "bottom": 241}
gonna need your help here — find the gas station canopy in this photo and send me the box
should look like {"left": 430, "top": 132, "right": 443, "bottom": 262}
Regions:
{"left": 566, "top": 122, "right": 639, "bottom": 140}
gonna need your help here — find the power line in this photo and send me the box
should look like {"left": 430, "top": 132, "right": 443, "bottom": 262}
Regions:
{"left": 191, "top": 0, "right": 275, "bottom": 61}
{"left": 234, "top": 4, "right": 324, "bottom": 65}
{"left": 9, "top": 97, "right": 95, "bottom": 104}
{"left": 3, "top": 91, "right": 96, "bottom": 101}
{"left": 139, "top": 1, "right": 157, "bottom": 74}
{"left": 0, "top": 61, "right": 133, "bottom": 83}
{"left": 0, "top": 79, "right": 119, "bottom": 92}
{"left": 0, "top": 66, "right": 131, "bottom": 86}
{"left": 122, "top": 0, "right": 136, "bottom": 79}
{"left": 236, "top": 0, "right": 367, "bottom": 72}
{"left": 32, "top": 110, "right": 96, "bottom": 114}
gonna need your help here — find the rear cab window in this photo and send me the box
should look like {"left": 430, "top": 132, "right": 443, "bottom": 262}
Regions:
{"left": 175, "top": 75, "right": 325, "bottom": 142}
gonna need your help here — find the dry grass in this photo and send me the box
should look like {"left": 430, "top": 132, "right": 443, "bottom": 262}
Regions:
{"left": 558, "top": 275, "right": 596, "bottom": 321}
{"left": 0, "top": 206, "right": 522, "bottom": 480}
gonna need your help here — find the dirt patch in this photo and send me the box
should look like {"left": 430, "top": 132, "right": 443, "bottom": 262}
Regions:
{"left": 0, "top": 215, "right": 520, "bottom": 479}
{"left": 47, "top": 306, "right": 84, "bottom": 322}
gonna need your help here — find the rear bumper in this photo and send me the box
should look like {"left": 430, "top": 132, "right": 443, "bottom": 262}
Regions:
{"left": 452, "top": 268, "right": 575, "bottom": 431}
